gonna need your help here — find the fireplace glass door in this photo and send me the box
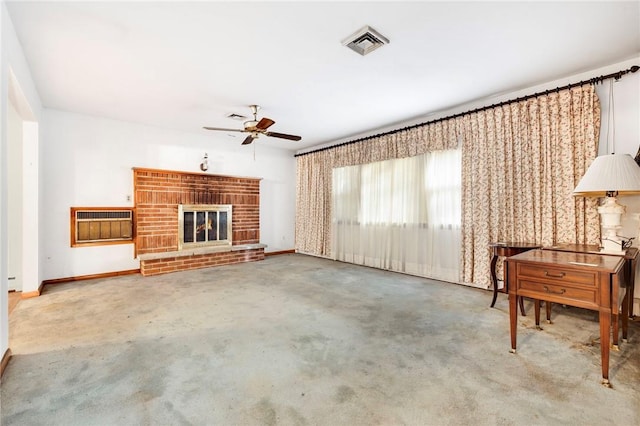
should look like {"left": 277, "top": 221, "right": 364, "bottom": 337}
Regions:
{"left": 178, "top": 204, "right": 232, "bottom": 250}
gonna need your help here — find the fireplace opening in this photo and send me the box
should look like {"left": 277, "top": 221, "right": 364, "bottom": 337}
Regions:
{"left": 178, "top": 204, "right": 232, "bottom": 250}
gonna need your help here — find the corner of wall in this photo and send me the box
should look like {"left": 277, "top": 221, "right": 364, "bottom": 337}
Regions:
{"left": 1, "top": 0, "right": 44, "bottom": 361}
{"left": 0, "top": 347, "right": 11, "bottom": 379}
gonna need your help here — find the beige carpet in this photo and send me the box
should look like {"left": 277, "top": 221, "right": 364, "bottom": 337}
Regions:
{"left": 2, "top": 254, "right": 639, "bottom": 425}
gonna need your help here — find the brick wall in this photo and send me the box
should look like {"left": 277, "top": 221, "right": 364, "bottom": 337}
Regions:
{"left": 140, "top": 249, "right": 265, "bottom": 276}
{"left": 133, "top": 168, "right": 263, "bottom": 275}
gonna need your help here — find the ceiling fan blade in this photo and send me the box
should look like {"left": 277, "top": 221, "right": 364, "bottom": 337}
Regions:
{"left": 203, "top": 126, "right": 245, "bottom": 132}
{"left": 265, "top": 131, "right": 302, "bottom": 141}
{"left": 241, "top": 135, "right": 256, "bottom": 145}
{"left": 256, "top": 117, "right": 275, "bottom": 130}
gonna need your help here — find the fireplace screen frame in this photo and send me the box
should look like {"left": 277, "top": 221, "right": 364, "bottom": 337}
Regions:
{"left": 178, "top": 204, "right": 232, "bottom": 250}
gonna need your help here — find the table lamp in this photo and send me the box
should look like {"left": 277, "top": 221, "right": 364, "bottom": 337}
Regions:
{"left": 574, "top": 153, "right": 640, "bottom": 253}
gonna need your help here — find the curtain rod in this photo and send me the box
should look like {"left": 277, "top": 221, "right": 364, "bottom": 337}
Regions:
{"left": 295, "top": 65, "right": 639, "bottom": 158}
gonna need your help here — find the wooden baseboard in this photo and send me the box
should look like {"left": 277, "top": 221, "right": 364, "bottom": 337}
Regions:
{"left": 21, "top": 282, "right": 44, "bottom": 299}
{"left": 1, "top": 348, "right": 12, "bottom": 379}
{"left": 41, "top": 268, "right": 140, "bottom": 286}
{"left": 265, "top": 249, "right": 295, "bottom": 257}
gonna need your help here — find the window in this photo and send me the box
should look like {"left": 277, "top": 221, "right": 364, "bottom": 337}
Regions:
{"left": 334, "top": 150, "right": 461, "bottom": 228}
{"left": 332, "top": 149, "right": 461, "bottom": 282}
{"left": 71, "top": 207, "right": 134, "bottom": 247}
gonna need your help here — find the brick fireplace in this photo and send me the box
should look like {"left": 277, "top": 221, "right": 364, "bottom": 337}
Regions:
{"left": 133, "top": 168, "right": 265, "bottom": 276}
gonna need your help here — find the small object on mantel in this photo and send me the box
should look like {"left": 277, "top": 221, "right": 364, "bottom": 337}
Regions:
{"left": 200, "top": 153, "right": 209, "bottom": 171}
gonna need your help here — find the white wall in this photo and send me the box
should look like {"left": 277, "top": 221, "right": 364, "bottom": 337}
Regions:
{"left": 41, "top": 110, "right": 296, "bottom": 280}
{"left": 596, "top": 66, "right": 640, "bottom": 238}
{"left": 1, "top": 0, "right": 42, "bottom": 367}
{"left": 595, "top": 62, "right": 640, "bottom": 313}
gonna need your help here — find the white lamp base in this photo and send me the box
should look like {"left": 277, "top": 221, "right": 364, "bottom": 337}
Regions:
{"left": 597, "top": 196, "right": 627, "bottom": 254}
{"left": 599, "top": 238, "right": 627, "bottom": 254}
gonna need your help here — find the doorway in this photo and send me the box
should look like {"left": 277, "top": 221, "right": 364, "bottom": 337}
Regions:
{"left": 5, "top": 69, "right": 39, "bottom": 301}
{"left": 7, "top": 98, "right": 23, "bottom": 292}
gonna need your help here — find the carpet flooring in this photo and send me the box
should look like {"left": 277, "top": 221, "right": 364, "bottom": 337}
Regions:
{"left": 1, "top": 254, "right": 639, "bottom": 425}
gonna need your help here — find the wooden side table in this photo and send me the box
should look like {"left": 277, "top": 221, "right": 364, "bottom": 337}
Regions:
{"left": 506, "top": 249, "right": 625, "bottom": 386}
{"left": 490, "top": 242, "right": 542, "bottom": 314}
{"left": 544, "top": 244, "right": 638, "bottom": 319}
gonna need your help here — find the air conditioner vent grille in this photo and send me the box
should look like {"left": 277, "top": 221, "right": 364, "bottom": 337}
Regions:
{"left": 77, "top": 210, "right": 131, "bottom": 220}
{"left": 71, "top": 207, "right": 134, "bottom": 246}
{"left": 342, "top": 25, "right": 389, "bottom": 56}
{"left": 227, "top": 113, "right": 248, "bottom": 121}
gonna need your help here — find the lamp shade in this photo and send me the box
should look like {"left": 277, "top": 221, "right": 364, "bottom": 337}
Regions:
{"left": 574, "top": 153, "right": 640, "bottom": 196}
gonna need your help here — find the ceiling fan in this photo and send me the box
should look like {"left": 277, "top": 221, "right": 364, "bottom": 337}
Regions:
{"left": 203, "top": 105, "right": 302, "bottom": 145}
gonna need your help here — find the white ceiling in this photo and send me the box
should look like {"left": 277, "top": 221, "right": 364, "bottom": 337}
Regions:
{"left": 5, "top": 1, "right": 640, "bottom": 152}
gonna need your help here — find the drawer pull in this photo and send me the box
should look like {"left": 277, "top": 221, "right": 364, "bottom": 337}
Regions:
{"left": 544, "top": 271, "right": 565, "bottom": 278}
{"left": 543, "top": 286, "right": 566, "bottom": 295}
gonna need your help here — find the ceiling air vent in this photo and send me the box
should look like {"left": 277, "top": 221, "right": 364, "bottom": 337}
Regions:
{"left": 226, "top": 113, "right": 248, "bottom": 121}
{"left": 342, "top": 25, "right": 389, "bottom": 56}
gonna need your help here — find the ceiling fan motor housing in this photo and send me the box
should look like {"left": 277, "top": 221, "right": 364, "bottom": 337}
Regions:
{"left": 244, "top": 120, "right": 259, "bottom": 130}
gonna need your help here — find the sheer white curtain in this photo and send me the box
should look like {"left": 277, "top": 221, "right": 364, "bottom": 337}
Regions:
{"left": 332, "top": 149, "right": 461, "bottom": 282}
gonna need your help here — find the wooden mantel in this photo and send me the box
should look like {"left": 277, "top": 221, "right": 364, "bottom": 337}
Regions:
{"left": 133, "top": 167, "right": 265, "bottom": 276}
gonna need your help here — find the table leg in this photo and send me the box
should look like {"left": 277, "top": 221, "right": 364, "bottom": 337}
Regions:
{"left": 628, "top": 257, "right": 636, "bottom": 318}
{"left": 622, "top": 289, "right": 629, "bottom": 341}
{"left": 490, "top": 253, "right": 499, "bottom": 308}
{"left": 612, "top": 278, "right": 625, "bottom": 350}
{"left": 546, "top": 302, "right": 551, "bottom": 323}
{"left": 534, "top": 300, "right": 541, "bottom": 329}
{"left": 509, "top": 292, "right": 518, "bottom": 353}
{"left": 613, "top": 311, "right": 620, "bottom": 350}
{"left": 599, "top": 309, "right": 611, "bottom": 386}
{"left": 613, "top": 293, "right": 622, "bottom": 350}
{"left": 518, "top": 296, "right": 526, "bottom": 316}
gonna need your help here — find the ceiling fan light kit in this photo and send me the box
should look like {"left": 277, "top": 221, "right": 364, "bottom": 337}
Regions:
{"left": 204, "top": 105, "right": 301, "bottom": 145}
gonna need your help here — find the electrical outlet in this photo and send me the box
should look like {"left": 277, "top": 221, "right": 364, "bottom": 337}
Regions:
{"left": 126, "top": 195, "right": 131, "bottom": 202}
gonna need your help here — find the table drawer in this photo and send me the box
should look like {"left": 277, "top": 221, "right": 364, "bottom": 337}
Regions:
{"left": 517, "top": 264, "right": 596, "bottom": 287}
{"left": 518, "top": 279, "right": 597, "bottom": 306}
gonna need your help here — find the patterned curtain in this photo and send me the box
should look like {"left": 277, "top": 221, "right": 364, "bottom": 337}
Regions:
{"left": 460, "top": 84, "right": 601, "bottom": 287}
{"left": 295, "top": 151, "right": 334, "bottom": 256}
{"left": 296, "top": 124, "right": 459, "bottom": 257}
{"left": 296, "top": 84, "right": 600, "bottom": 288}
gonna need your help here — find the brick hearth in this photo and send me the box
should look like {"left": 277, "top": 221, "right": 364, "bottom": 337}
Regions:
{"left": 133, "top": 168, "right": 265, "bottom": 276}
